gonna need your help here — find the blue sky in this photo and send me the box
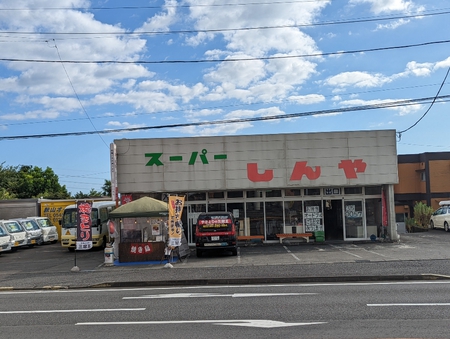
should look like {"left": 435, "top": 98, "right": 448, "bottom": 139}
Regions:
{"left": 1, "top": 0, "right": 449, "bottom": 195}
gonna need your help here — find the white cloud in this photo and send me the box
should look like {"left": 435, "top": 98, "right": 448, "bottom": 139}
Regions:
{"left": 288, "top": 94, "right": 325, "bottom": 105}
{"left": 135, "top": 0, "right": 178, "bottom": 32}
{"left": 339, "top": 98, "right": 422, "bottom": 116}
{"left": 375, "top": 18, "right": 410, "bottom": 30}
{"left": 324, "top": 71, "right": 392, "bottom": 88}
{"left": 349, "top": 0, "right": 416, "bottom": 14}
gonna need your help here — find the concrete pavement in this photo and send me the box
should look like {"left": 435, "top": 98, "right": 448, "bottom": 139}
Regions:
{"left": 1, "top": 230, "right": 450, "bottom": 290}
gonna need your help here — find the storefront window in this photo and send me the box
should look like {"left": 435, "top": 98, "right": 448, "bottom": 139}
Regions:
{"left": 366, "top": 198, "right": 381, "bottom": 237}
{"left": 246, "top": 202, "right": 264, "bottom": 236}
{"left": 305, "top": 188, "right": 321, "bottom": 196}
{"left": 207, "top": 203, "right": 225, "bottom": 212}
{"left": 247, "top": 190, "right": 263, "bottom": 198}
{"left": 344, "top": 187, "right": 363, "bottom": 194}
{"left": 365, "top": 186, "right": 381, "bottom": 195}
{"left": 265, "top": 201, "right": 283, "bottom": 239}
{"left": 304, "top": 201, "right": 323, "bottom": 232}
{"left": 284, "top": 201, "right": 303, "bottom": 233}
{"left": 227, "top": 191, "right": 244, "bottom": 198}
{"left": 208, "top": 191, "right": 224, "bottom": 199}
{"left": 285, "top": 189, "right": 302, "bottom": 196}
{"left": 266, "top": 190, "right": 282, "bottom": 198}
{"left": 187, "top": 192, "right": 206, "bottom": 201}
{"left": 344, "top": 200, "right": 364, "bottom": 238}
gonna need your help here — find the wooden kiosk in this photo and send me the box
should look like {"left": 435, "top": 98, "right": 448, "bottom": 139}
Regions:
{"left": 109, "top": 196, "right": 169, "bottom": 263}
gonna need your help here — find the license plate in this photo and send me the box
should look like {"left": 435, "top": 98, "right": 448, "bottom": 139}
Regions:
{"left": 31, "top": 240, "right": 36, "bottom": 244}
{"left": 211, "top": 236, "right": 220, "bottom": 241}
{"left": 14, "top": 241, "right": 19, "bottom": 246}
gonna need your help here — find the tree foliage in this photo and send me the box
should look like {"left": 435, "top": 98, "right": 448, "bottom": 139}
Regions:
{"left": 0, "top": 163, "right": 111, "bottom": 200}
{"left": 413, "top": 201, "right": 434, "bottom": 229}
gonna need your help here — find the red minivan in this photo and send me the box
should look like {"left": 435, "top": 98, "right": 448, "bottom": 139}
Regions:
{"left": 195, "top": 212, "right": 238, "bottom": 257}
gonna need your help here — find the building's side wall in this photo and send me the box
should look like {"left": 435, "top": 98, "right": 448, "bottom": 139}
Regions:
{"left": 395, "top": 163, "right": 425, "bottom": 194}
{"left": 429, "top": 160, "right": 450, "bottom": 193}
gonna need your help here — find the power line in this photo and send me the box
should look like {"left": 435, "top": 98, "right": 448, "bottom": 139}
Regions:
{"left": 1, "top": 38, "right": 450, "bottom": 65}
{"left": 397, "top": 67, "right": 450, "bottom": 137}
{"left": 51, "top": 40, "right": 109, "bottom": 148}
{"left": 1, "top": 10, "right": 448, "bottom": 37}
{"left": 2, "top": 81, "right": 448, "bottom": 128}
{"left": 1, "top": 94, "right": 449, "bottom": 141}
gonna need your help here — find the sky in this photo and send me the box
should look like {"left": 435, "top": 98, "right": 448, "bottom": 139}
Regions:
{"left": 0, "top": 0, "right": 450, "bottom": 195}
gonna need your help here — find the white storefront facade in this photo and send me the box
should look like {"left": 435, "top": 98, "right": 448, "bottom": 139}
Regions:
{"left": 112, "top": 130, "right": 399, "bottom": 245}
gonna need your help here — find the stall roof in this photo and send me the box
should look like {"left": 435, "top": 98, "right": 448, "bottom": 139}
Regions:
{"left": 109, "top": 196, "right": 168, "bottom": 218}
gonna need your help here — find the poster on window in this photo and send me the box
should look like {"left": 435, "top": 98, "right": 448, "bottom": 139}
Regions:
{"left": 76, "top": 201, "right": 93, "bottom": 250}
{"left": 168, "top": 195, "right": 185, "bottom": 247}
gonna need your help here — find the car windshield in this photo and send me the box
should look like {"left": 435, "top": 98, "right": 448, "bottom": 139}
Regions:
{"left": 20, "top": 220, "right": 40, "bottom": 231}
{"left": 35, "top": 218, "right": 53, "bottom": 228}
{"left": 0, "top": 226, "right": 7, "bottom": 236}
{"left": 4, "top": 221, "right": 23, "bottom": 233}
{"left": 62, "top": 208, "right": 99, "bottom": 228}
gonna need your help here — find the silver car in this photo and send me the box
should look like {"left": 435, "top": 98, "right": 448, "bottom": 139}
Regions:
{"left": 430, "top": 201, "right": 450, "bottom": 231}
{"left": 0, "top": 219, "right": 27, "bottom": 250}
{"left": 0, "top": 223, "right": 12, "bottom": 254}
{"left": 14, "top": 218, "right": 43, "bottom": 247}
{"left": 27, "top": 217, "right": 59, "bottom": 243}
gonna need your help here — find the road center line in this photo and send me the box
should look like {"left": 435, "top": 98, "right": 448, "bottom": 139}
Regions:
{"left": 0, "top": 308, "right": 145, "bottom": 314}
{"left": 368, "top": 303, "right": 450, "bottom": 307}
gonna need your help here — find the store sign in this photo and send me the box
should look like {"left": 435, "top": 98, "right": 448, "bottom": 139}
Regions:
{"left": 115, "top": 130, "right": 398, "bottom": 192}
{"left": 76, "top": 201, "right": 92, "bottom": 250}
{"left": 129, "top": 243, "right": 152, "bottom": 255}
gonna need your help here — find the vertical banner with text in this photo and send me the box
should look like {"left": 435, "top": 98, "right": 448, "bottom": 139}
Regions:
{"left": 168, "top": 195, "right": 185, "bottom": 247}
{"left": 76, "top": 201, "right": 93, "bottom": 250}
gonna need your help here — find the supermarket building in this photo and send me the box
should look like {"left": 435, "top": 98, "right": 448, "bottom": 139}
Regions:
{"left": 111, "top": 130, "right": 399, "bottom": 245}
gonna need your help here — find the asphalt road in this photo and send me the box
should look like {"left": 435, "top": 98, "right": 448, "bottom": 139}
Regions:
{"left": 2, "top": 281, "right": 450, "bottom": 338}
{"left": 1, "top": 229, "right": 450, "bottom": 290}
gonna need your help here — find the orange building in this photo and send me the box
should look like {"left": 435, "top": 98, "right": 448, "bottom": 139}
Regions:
{"left": 395, "top": 152, "right": 450, "bottom": 231}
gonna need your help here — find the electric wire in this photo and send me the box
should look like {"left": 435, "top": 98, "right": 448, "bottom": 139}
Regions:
{"left": 51, "top": 40, "right": 109, "bottom": 148}
{"left": 1, "top": 94, "right": 449, "bottom": 141}
{"left": 397, "top": 67, "right": 450, "bottom": 139}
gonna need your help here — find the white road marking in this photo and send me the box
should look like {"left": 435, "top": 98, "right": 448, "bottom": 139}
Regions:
{"left": 283, "top": 245, "right": 301, "bottom": 261}
{"left": 0, "top": 308, "right": 145, "bottom": 314}
{"left": 76, "top": 319, "right": 327, "bottom": 328}
{"left": 328, "top": 244, "right": 362, "bottom": 258}
{"left": 368, "top": 303, "right": 450, "bottom": 307}
{"left": 123, "top": 292, "right": 316, "bottom": 299}
{"left": 2, "top": 280, "right": 450, "bottom": 295}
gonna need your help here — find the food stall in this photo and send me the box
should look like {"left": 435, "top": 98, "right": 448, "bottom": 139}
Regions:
{"left": 108, "top": 196, "right": 169, "bottom": 263}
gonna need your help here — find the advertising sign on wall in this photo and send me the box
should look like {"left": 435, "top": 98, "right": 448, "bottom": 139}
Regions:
{"left": 114, "top": 130, "right": 399, "bottom": 193}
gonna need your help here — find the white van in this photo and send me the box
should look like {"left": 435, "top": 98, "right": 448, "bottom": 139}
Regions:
{"left": 0, "top": 223, "right": 12, "bottom": 254}
{"left": 28, "top": 217, "right": 59, "bottom": 243}
{"left": 0, "top": 219, "right": 27, "bottom": 251}
{"left": 14, "top": 218, "right": 43, "bottom": 247}
{"left": 60, "top": 201, "right": 116, "bottom": 251}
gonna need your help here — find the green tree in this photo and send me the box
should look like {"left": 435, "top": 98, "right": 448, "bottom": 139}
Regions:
{"left": 413, "top": 201, "right": 434, "bottom": 229}
{"left": 102, "top": 179, "right": 111, "bottom": 197}
{"left": 12, "top": 165, "right": 70, "bottom": 199}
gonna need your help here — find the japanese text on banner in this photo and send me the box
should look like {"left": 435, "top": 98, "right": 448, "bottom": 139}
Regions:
{"left": 168, "top": 196, "right": 185, "bottom": 247}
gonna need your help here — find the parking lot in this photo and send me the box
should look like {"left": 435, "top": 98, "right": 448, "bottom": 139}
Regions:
{"left": 2, "top": 229, "right": 450, "bottom": 272}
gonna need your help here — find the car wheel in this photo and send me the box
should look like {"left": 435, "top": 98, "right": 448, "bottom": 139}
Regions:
{"left": 445, "top": 222, "right": 449, "bottom": 232}
{"left": 196, "top": 249, "right": 202, "bottom": 257}
{"left": 430, "top": 220, "right": 435, "bottom": 229}
{"left": 232, "top": 249, "right": 237, "bottom": 256}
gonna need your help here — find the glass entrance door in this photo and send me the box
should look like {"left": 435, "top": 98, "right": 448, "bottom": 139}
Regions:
{"left": 344, "top": 200, "right": 365, "bottom": 239}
